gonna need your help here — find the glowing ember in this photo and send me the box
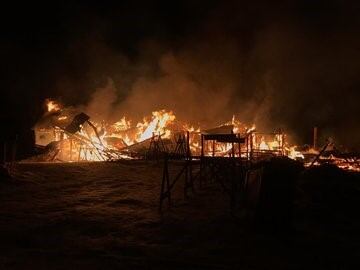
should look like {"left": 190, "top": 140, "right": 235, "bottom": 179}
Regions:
{"left": 58, "top": 116, "right": 68, "bottom": 121}
{"left": 46, "top": 99, "right": 61, "bottom": 113}
{"left": 287, "top": 146, "right": 305, "bottom": 160}
{"left": 305, "top": 156, "right": 360, "bottom": 172}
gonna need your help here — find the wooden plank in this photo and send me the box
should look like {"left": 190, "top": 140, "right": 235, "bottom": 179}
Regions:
{"left": 203, "top": 125, "right": 234, "bottom": 134}
{"left": 203, "top": 133, "right": 245, "bottom": 143}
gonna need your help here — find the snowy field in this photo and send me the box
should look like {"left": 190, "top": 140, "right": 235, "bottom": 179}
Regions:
{"left": 0, "top": 161, "right": 359, "bottom": 269}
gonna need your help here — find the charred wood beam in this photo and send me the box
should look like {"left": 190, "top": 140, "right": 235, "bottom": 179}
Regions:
{"left": 121, "top": 133, "right": 166, "bottom": 151}
{"left": 86, "top": 120, "right": 104, "bottom": 146}
{"left": 310, "top": 141, "right": 331, "bottom": 167}
{"left": 203, "top": 133, "right": 245, "bottom": 143}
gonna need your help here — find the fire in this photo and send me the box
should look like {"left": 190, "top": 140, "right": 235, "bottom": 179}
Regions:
{"left": 246, "top": 124, "right": 256, "bottom": 134}
{"left": 287, "top": 146, "right": 305, "bottom": 160}
{"left": 113, "top": 117, "right": 131, "bottom": 131}
{"left": 36, "top": 100, "right": 308, "bottom": 162}
{"left": 305, "top": 155, "right": 360, "bottom": 172}
{"left": 46, "top": 99, "right": 61, "bottom": 113}
{"left": 183, "top": 124, "right": 200, "bottom": 133}
{"left": 58, "top": 116, "right": 68, "bottom": 121}
{"left": 259, "top": 138, "right": 270, "bottom": 151}
{"left": 122, "top": 134, "right": 133, "bottom": 146}
{"left": 106, "top": 110, "right": 176, "bottom": 147}
{"left": 136, "top": 110, "right": 175, "bottom": 141}
{"left": 333, "top": 157, "right": 360, "bottom": 172}
{"left": 34, "top": 99, "right": 360, "bottom": 173}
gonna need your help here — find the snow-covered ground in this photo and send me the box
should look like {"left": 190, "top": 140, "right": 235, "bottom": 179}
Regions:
{"left": 0, "top": 161, "right": 358, "bottom": 269}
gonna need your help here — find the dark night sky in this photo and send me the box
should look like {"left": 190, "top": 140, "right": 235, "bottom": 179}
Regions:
{"left": 1, "top": 0, "right": 360, "bottom": 149}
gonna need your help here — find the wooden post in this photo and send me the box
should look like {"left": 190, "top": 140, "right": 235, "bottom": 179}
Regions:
{"left": 59, "top": 140, "right": 63, "bottom": 161}
{"left": 69, "top": 139, "right": 73, "bottom": 161}
{"left": 313, "top": 127, "right": 318, "bottom": 150}
{"left": 159, "top": 154, "right": 171, "bottom": 211}
{"left": 278, "top": 129, "right": 283, "bottom": 155}
{"left": 184, "top": 155, "right": 194, "bottom": 199}
{"left": 189, "top": 155, "right": 193, "bottom": 193}
{"left": 186, "top": 131, "right": 190, "bottom": 159}
{"left": 282, "top": 133, "right": 286, "bottom": 155}
{"left": 238, "top": 134, "right": 241, "bottom": 159}
{"left": 246, "top": 135, "right": 249, "bottom": 160}
{"left": 232, "top": 142, "right": 235, "bottom": 158}
{"left": 78, "top": 144, "right": 82, "bottom": 161}
{"left": 200, "top": 134, "right": 204, "bottom": 188}
{"left": 184, "top": 161, "right": 188, "bottom": 199}
{"left": 201, "top": 134, "right": 204, "bottom": 157}
{"left": 250, "top": 133, "right": 253, "bottom": 161}
{"left": 212, "top": 140, "right": 215, "bottom": 157}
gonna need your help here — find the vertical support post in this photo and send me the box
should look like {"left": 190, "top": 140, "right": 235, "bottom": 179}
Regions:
{"left": 201, "top": 134, "right": 204, "bottom": 157}
{"left": 159, "top": 154, "right": 171, "bottom": 211}
{"left": 283, "top": 133, "right": 286, "bottom": 156}
{"left": 78, "top": 144, "right": 82, "bottom": 161}
{"left": 246, "top": 135, "right": 249, "bottom": 160}
{"left": 278, "top": 129, "right": 283, "bottom": 156}
{"left": 165, "top": 157, "right": 170, "bottom": 204}
{"left": 184, "top": 161, "right": 188, "bottom": 199}
{"left": 184, "top": 150, "right": 194, "bottom": 199}
{"left": 189, "top": 155, "right": 193, "bottom": 192}
{"left": 212, "top": 140, "right": 215, "bottom": 157}
{"left": 250, "top": 133, "right": 254, "bottom": 161}
{"left": 186, "top": 131, "right": 190, "bottom": 159}
{"left": 238, "top": 134, "right": 241, "bottom": 159}
{"left": 200, "top": 134, "right": 205, "bottom": 188}
{"left": 59, "top": 140, "right": 63, "bottom": 161}
{"left": 313, "top": 126, "right": 318, "bottom": 150}
{"left": 69, "top": 139, "right": 73, "bottom": 161}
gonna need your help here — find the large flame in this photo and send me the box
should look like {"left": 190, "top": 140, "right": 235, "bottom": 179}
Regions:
{"left": 136, "top": 110, "right": 175, "bottom": 141}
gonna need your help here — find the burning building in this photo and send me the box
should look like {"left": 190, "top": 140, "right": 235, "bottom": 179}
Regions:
{"left": 29, "top": 98, "right": 360, "bottom": 172}
{"left": 31, "top": 99, "right": 308, "bottom": 163}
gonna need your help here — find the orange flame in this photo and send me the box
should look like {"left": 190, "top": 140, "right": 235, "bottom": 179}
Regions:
{"left": 136, "top": 110, "right": 175, "bottom": 141}
{"left": 46, "top": 99, "right": 61, "bottom": 113}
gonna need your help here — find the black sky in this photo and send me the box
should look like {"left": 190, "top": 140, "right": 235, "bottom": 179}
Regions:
{"left": 1, "top": 0, "right": 360, "bottom": 149}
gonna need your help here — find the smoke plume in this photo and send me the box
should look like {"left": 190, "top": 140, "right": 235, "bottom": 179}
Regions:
{"left": 5, "top": 1, "right": 359, "bottom": 149}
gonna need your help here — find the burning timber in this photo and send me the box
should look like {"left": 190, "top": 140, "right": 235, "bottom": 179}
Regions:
{"left": 32, "top": 111, "right": 291, "bottom": 163}
{"left": 28, "top": 99, "right": 360, "bottom": 172}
